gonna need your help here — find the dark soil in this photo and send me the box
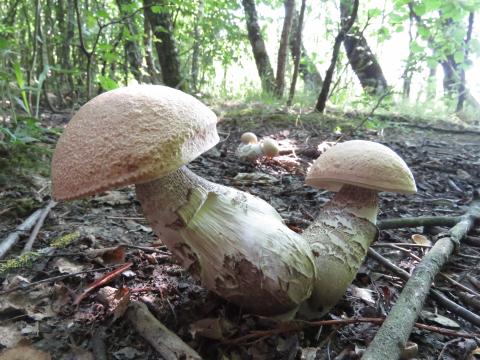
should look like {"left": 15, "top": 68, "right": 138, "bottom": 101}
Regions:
{"left": 1, "top": 109, "right": 479, "bottom": 359}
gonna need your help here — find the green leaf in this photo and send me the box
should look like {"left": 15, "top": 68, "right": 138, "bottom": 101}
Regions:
{"left": 12, "top": 62, "right": 31, "bottom": 115}
{"left": 411, "top": 41, "right": 424, "bottom": 53}
{"left": 418, "top": 26, "right": 429, "bottom": 39}
{"left": 98, "top": 75, "right": 118, "bottom": 91}
{"left": 454, "top": 50, "right": 465, "bottom": 63}
{"left": 413, "top": 3, "right": 426, "bottom": 16}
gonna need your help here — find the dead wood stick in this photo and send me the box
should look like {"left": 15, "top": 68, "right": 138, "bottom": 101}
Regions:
{"left": 363, "top": 191, "right": 480, "bottom": 360}
{"left": 126, "top": 301, "right": 201, "bottom": 360}
{"left": 22, "top": 200, "right": 57, "bottom": 253}
{"left": 377, "top": 216, "right": 460, "bottom": 230}
{"left": 0, "top": 209, "right": 43, "bottom": 259}
{"left": 368, "top": 248, "right": 480, "bottom": 326}
{"left": 0, "top": 264, "right": 121, "bottom": 295}
{"left": 228, "top": 317, "right": 480, "bottom": 345}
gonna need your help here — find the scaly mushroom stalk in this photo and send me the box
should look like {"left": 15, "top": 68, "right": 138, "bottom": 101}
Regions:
{"left": 301, "top": 140, "right": 416, "bottom": 317}
{"left": 136, "top": 166, "right": 316, "bottom": 315}
{"left": 51, "top": 85, "right": 316, "bottom": 317}
{"left": 300, "top": 185, "right": 379, "bottom": 315}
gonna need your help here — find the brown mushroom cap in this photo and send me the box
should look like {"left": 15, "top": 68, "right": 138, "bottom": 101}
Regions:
{"left": 261, "top": 138, "right": 279, "bottom": 158}
{"left": 305, "top": 140, "right": 417, "bottom": 194}
{"left": 52, "top": 85, "right": 219, "bottom": 200}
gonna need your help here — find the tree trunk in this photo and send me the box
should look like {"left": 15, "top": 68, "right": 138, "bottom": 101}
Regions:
{"left": 143, "top": 0, "right": 185, "bottom": 91}
{"left": 340, "top": 0, "right": 387, "bottom": 95}
{"left": 191, "top": 0, "right": 204, "bottom": 93}
{"left": 456, "top": 11, "right": 474, "bottom": 112}
{"left": 275, "top": 0, "right": 295, "bottom": 98}
{"left": 315, "top": 0, "right": 359, "bottom": 112}
{"left": 143, "top": 7, "right": 162, "bottom": 83}
{"left": 289, "top": 10, "right": 322, "bottom": 91}
{"left": 116, "top": 0, "right": 144, "bottom": 82}
{"left": 241, "top": 0, "right": 275, "bottom": 93}
{"left": 287, "top": 0, "right": 306, "bottom": 105}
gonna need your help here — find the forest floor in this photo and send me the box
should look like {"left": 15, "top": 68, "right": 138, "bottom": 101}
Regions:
{"left": 1, "top": 106, "right": 480, "bottom": 359}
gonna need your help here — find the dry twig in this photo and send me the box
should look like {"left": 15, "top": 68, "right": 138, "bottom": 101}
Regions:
{"left": 127, "top": 301, "right": 201, "bottom": 360}
{"left": 363, "top": 190, "right": 480, "bottom": 360}
{"left": 0, "top": 208, "right": 43, "bottom": 259}
{"left": 22, "top": 200, "right": 57, "bottom": 253}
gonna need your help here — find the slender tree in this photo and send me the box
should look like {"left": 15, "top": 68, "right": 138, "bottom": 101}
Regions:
{"left": 274, "top": 0, "right": 295, "bottom": 97}
{"left": 340, "top": 0, "right": 387, "bottom": 95}
{"left": 287, "top": 0, "right": 306, "bottom": 105}
{"left": 315, "top": 0, "right": 359, "bottom": 112}
{"left": 144, "top": 0, "right": 185, "bottom": 90}
{"left": 241, "top": 0, "right": 275, "bottom": 93}
{"left": 116, "top": 0, "right": 144, "bottom": 82}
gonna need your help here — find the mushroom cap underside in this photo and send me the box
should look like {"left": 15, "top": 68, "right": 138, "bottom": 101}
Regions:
{"left": 305, "top": 140, "right": 417, "bottom": 194}
{"left": 52, "top": 85, "right": 219, "bottom": 200}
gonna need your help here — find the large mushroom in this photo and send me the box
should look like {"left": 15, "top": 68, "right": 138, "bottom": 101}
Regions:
{"left": 51, "top": 85, "right": 316, "bottom": 316}
{"left": 300, "top": 140, "right": 417, "bottom": 316}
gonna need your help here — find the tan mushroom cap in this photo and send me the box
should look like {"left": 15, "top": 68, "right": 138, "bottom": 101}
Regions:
{"left": 305, "top": 140, "right": 417, "bottom": 194}
{"left": 52, "top": 85, "right": 219, "bottom": 200}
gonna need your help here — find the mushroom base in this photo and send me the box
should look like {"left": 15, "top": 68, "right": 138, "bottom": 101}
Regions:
{"left": 135, "top": 166, "right": 316, "bottom": 316}
{"left": 300, "top": 185, "right": 379, "bottom": 317}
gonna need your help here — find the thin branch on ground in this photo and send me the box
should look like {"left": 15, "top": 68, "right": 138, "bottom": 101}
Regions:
{"left": 227, "top": 316, "right": 480, "bottom": 345}
{"left": 0, "top": 208, "right": 43, "bottom": 259}
{"left": 127, "top": 301, "right": 202, "bottom": 360}
{"left": 0, "top": 264, "right": 124, "bottom": 295}
{"left": 368, "top": 248, "right": 480, "bottom": 327}
{"left": 363, "top": 190, "right": 480, "bottom": 360}
{"left": 377, "top": 216, "right": 460, "bottom": 230}
{"left": 22, "top": 200, "right": 57, "bottom": 253}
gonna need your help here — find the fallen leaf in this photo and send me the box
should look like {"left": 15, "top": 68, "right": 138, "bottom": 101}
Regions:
{"left": 411, "top": 234, "right": 432, "bottom": 246}
{"left": 420, "top": 310, "right": 460, "bottom": 328}
{"left": 73, "top": 263, "right": 133, "bottom": 306}
{"left": 190, "top": 317, "right": 235, "bottom": 340}
{"left": 97, "top": 286, "right": 131, "bottom": 323}
{"left": 0, "top": 324, "right": 23, "bottom": 348}
{"left": 86, "top": 246, "right": 126, "bottom": 265}
{"left": 52, "top": 257, "right": 87, "bottom": 274}
{"left": 350, "top": 285, "right": 375, "bottom": 305}
{"left": 0, "top": 344, "right": 51, "bottom": 360}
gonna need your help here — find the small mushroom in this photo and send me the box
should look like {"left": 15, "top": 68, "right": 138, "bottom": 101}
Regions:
{"left": 51, "top": 85, "right": 315, "bottom": 316}
{"left": 240, "top": 132, "right": 258, "bottom": 144}
{"left": 236, "top": 134, "right": 279, "bottom": 162}
{"left": 300, "top": 140, "right": 416, "bottom": 316}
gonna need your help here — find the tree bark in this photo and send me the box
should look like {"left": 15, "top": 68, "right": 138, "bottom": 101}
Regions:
{"left": 456, "top": 11, "right": 474, "bottom": 112}
{"left": 340, "top": 0, "right": 387, "bottom": 95}
{"left": 275, "top": 0, "right": 295, "bottom": 98}
{"left": 289, "top": 11, "right": 323, "bottom": 91}
{"left": 363, "top": 191, "right": 480, "bottom": 360}
{"left": 143, "top": 7, "right": 162, "bottom": 83}
{"left": 116, "top": 0, "right": 144, "bottom": 82}
{"left": 143, "top": 0, "right": 185, "bottom": 90}
{"left": 315, "top": 0, "right": 359, "bottom": 112}
{"left": 287, "top": 0, "right": 306, "bottom": 106}
{"left": 191, "top": 0, "right": 204, "bottom": 93}
{"left": 241, "top": 0, "right": 275, "bottom": 93}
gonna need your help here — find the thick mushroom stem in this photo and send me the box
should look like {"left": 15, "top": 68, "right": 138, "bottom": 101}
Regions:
{"left": 300, "top": 185, "right": 379, "bottom": 317}
{"left": 135, "top": 166, "right": 316, "bottom": 316}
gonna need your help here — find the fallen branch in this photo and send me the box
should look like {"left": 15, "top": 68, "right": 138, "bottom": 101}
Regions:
{"left": 227, "top": 317, "right": 480, "bottom": 345}
{"left": 0, "top": 264, "right": 123, "bottom": 295}
{"left": 363, "top": 190, "right": 480, "bottom": 360}
{"left": 22, "top": 200, "right": 57, "bottom": 253}
{"left": 126, "top": 301, "right": 201, "bottom": 360}
{"left": 368, "top": 248, "right": 480, "bottom": 326}
{"left": 0, "top": 208, "right": 43, "bottom": 259}
{"left": 377, "top": 216, "right": 460, "bottom": 230}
